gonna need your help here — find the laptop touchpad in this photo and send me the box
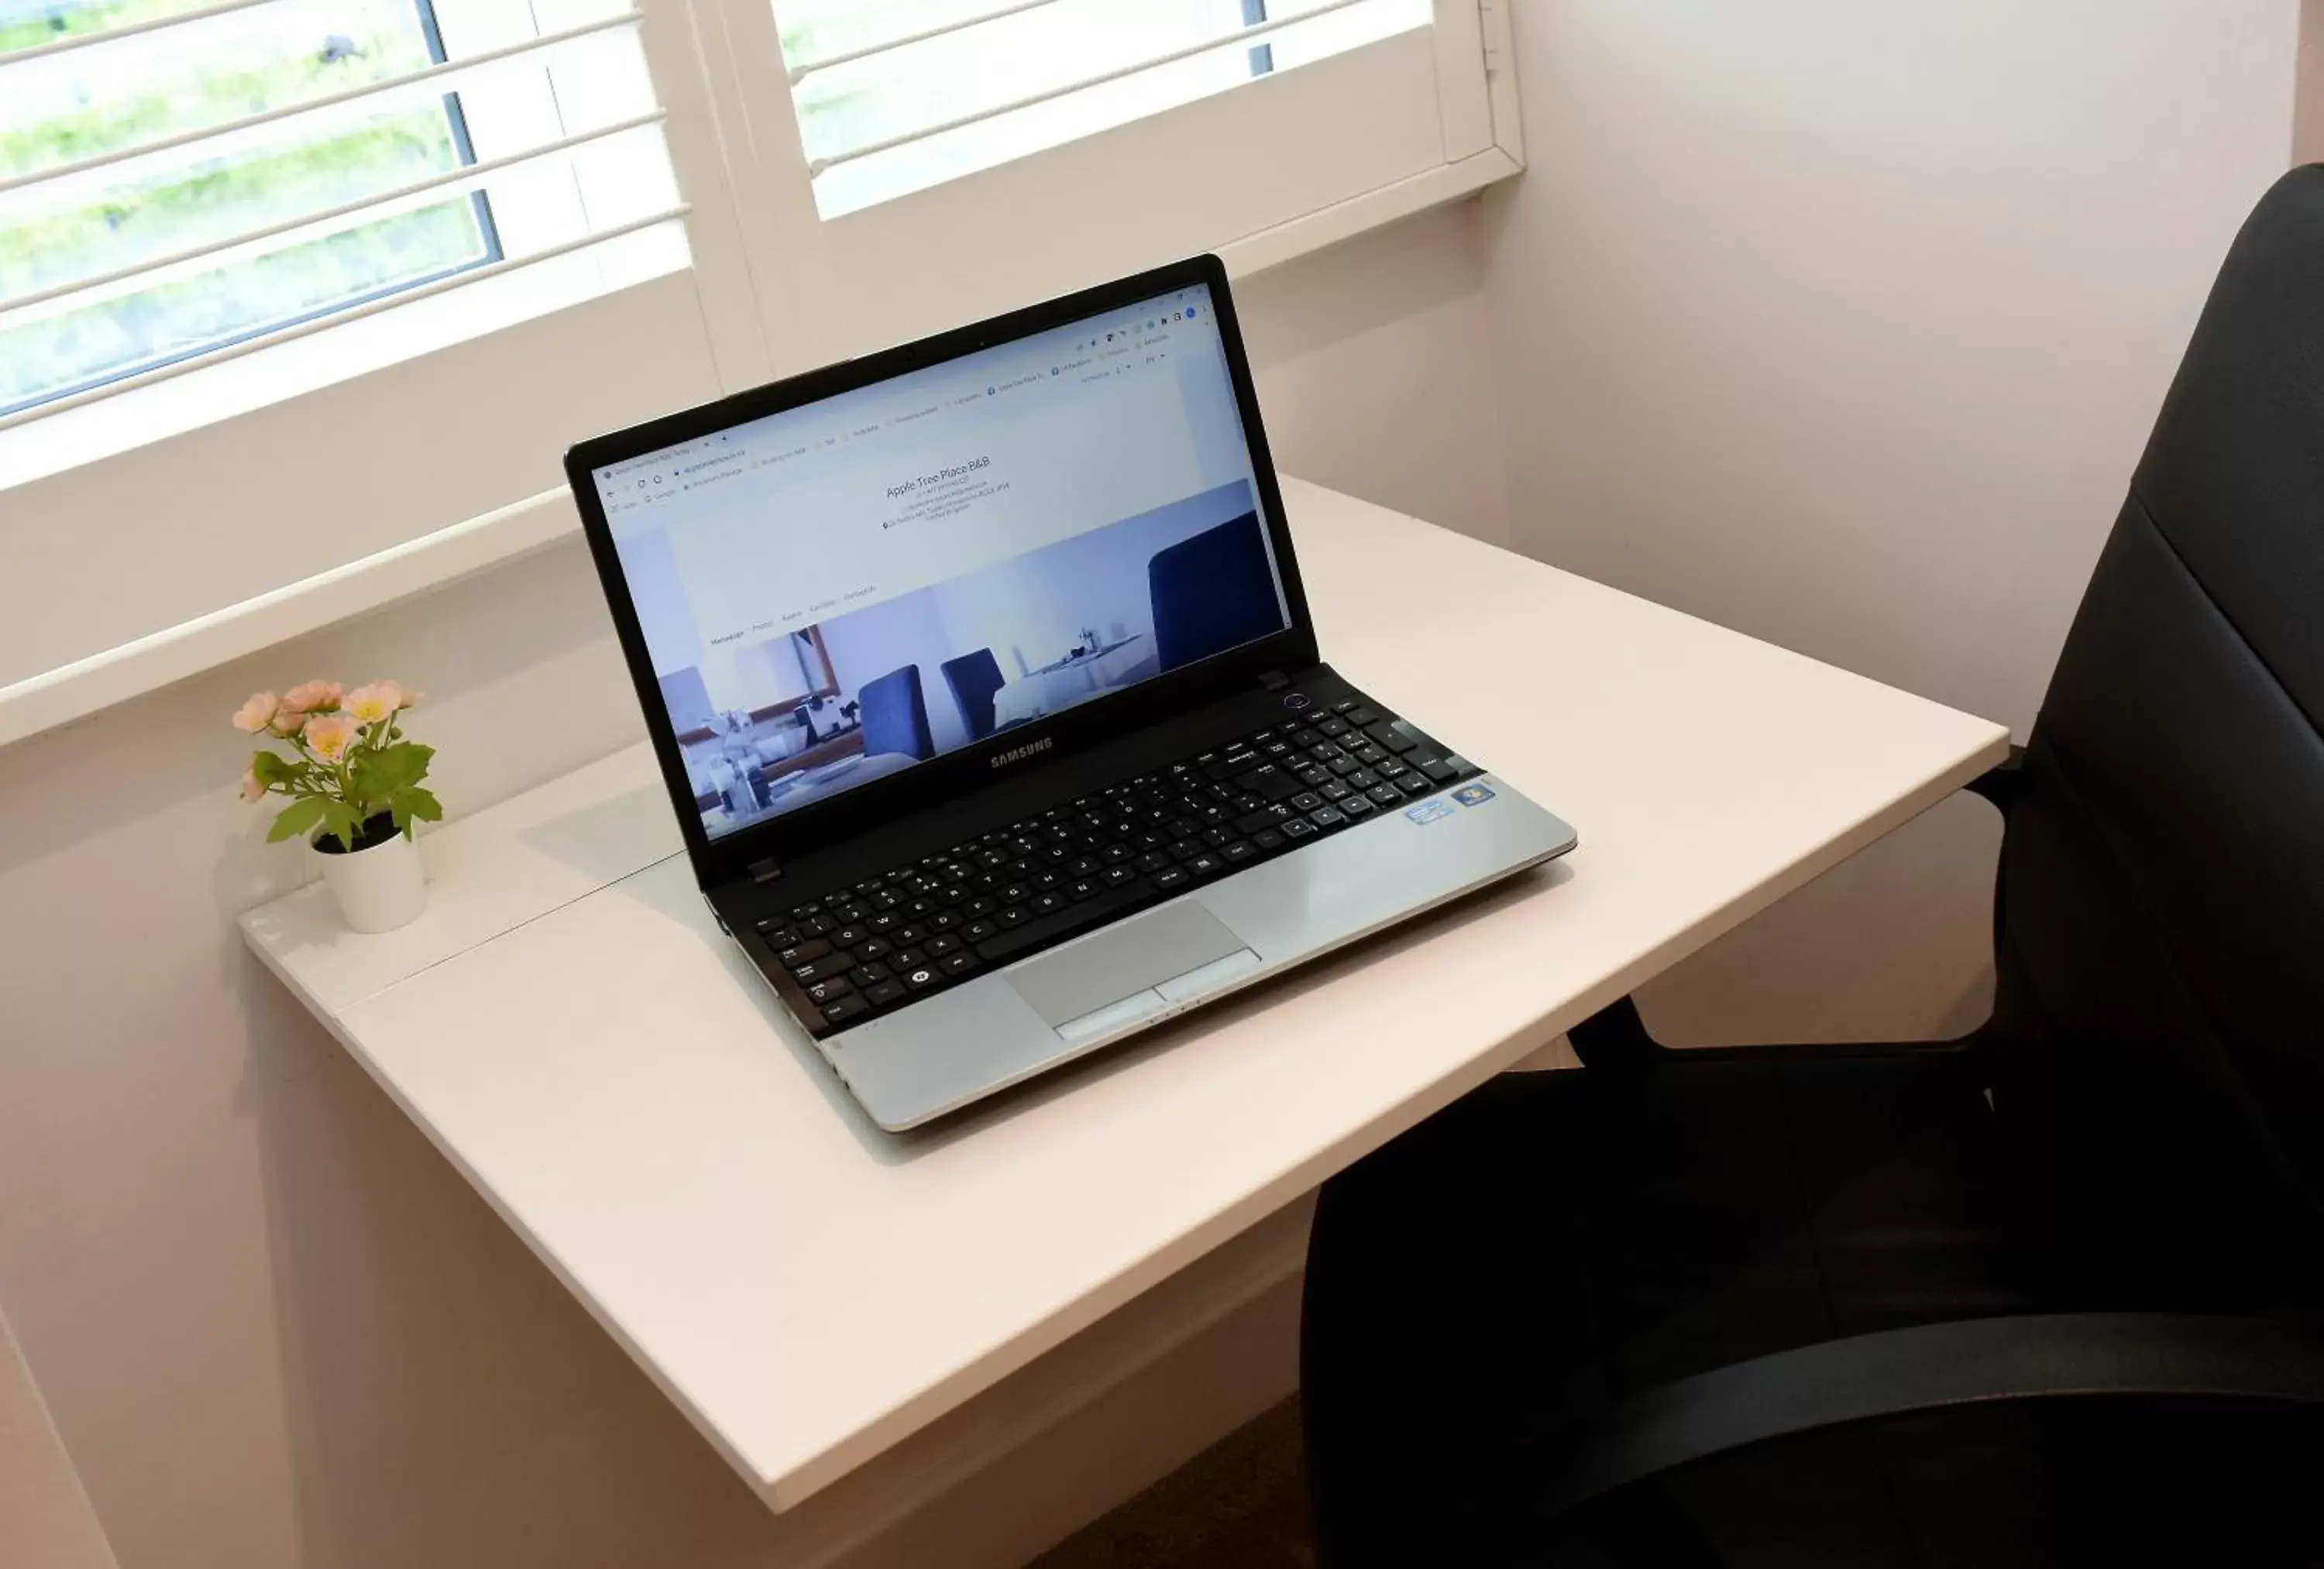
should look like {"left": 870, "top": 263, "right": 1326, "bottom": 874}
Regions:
{"left": 1006, "top": 901, "right": 1250, "bottom": 1028}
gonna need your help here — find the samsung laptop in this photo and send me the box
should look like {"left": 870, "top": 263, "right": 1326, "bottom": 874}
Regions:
{"left": 565, "top": 255, "right": 1576, "bottom": 1131}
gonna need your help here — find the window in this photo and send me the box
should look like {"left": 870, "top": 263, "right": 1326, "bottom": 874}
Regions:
{"left": 0, "top": 0, "right": 753, "bottom": 694}
{"left": 1, "top": 0, "right": 692, "bottom": 424}
{"left": 708, "top": 0, "right": 1517, "bottom": 363}
{"left": 3, "top": 0, "right": 504, "bottom": 417}
{"left": 775, "top": 0, "right": 1433, "bottom": 218}
{"left": 0, "top": 0, "right": 1514, "bottom": 740}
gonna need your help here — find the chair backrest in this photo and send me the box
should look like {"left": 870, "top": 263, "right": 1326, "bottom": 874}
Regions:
{"left": 858, "top": 665, "right": 933, "bottom": 760}
{"left": 942, "top": 648, "right": 1006, "bottom": 740}
{"left": 1991, "top": 167, "right": 2324, "bottom": 1303}
{"left": 1148, "top": 511, "right": 1281, "bottom": 672}
{"left": 658, "top": 667, "right": 715, "bottom": 735}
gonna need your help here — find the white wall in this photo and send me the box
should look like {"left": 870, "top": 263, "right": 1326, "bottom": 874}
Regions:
{"left": 1, "top": 1310, "right": 116, "bottom": 1569}
{"left": 0, "top": 202, "right": 1504, "bottom": 1569}
{"left": 1235, "top": 204, "right": 1514, "bottom": 545}
{"left": 2302, "top": 0, "right": 2324, "bottom": 161}
{"left": 1480, "top": 0, "right": 2298, "bottom": 1043}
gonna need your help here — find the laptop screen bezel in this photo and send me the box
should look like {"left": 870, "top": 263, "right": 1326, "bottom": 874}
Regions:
{"left": 564, "top": 253, "right": 1319, "bottom": 887}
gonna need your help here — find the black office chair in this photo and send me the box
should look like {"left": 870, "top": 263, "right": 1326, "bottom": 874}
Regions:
{"left": 942, "top": 647, "right": 1006, "bottom": 740}
{"left": 1301, "top": 169, "right": 2324, "bottom": 1565}
{"left": 857, "top": 665, "right": 934, "bottom": 760}
{"left": 1149, "top": 511, "right": 1281, "bottom": 671}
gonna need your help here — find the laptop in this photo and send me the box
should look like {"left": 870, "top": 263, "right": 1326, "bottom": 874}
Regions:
{"left": 565, "top": 255, "right": 1577, "bottom": 1131}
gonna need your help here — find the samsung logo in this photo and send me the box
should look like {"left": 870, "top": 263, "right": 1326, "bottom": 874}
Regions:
{"left": 990, "top": 736, "right": 1053, "bottom": 769}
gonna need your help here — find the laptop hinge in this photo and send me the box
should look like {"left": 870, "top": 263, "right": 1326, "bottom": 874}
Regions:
{"left": 1257, "top": 668, "right": 1291, "bottom": 692}
{"left": 748, "top": 857, "right": 784, "bottom": 884}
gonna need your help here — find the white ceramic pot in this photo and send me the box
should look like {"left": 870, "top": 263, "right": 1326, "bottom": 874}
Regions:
{"left": 314, "top": 821, "right": 426, "bottom": 933}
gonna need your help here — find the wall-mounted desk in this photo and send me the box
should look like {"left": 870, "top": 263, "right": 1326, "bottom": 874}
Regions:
{"left": 239, "top": 478, "right": 2007, "bottom": 1516}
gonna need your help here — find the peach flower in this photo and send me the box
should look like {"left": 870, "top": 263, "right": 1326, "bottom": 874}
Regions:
{"left": 342, "top": 681, "right": 404, "bottom": 724}
{"left": 239, "top": 766, "right": 267, "bottom": 804}
{"left": 232, "top": 692, "right": 277, "bottom": 733}
{"left": 303, "top": 712, "right": 359, "bottom": 764}
{"left": 280, "top": 679, "right": 342, "bottom": 716}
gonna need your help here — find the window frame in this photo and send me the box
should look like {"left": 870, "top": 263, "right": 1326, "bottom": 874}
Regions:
{"left": 703, "top": 0, "right": 1521, "bottom": 367}
{"left": 0, "top": 0, "right": 775, "bottom": 697}
{"left": 0, "top": 0, "right": 1520, "bottom": 747}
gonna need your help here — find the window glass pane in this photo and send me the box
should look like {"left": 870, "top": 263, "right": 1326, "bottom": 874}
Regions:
{"left": 775, "top": 0, "right": 1428, "bottom": 219}
{"left": 6, "top": 0, "right": 442, "bottom": 175}
{"left": 0, "top": 0, "right": 497, "bottom": 414}
{"left": 780, "top": 0, "right": 1250, "bottom": 168}
{"left": 1266, "top": 0, "right": 1425, "bottom": 70}
{"left": 1, "top": 0, "right": 224, "bottom": 59}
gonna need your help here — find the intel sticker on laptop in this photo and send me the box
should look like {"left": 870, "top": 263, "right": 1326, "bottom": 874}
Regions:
{"left": 1404, "top": 798, "right": 1456, "bottom": 825}
{"left": 1451, "top": 783, "right": 1497, "bottom": 808}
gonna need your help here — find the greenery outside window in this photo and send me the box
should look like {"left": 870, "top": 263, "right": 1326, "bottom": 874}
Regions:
{"left": 773, "top": 0, "right": 1432, "bottom": 219}
{"left": 1, "top": 0, "right": 502, "bottom": 417}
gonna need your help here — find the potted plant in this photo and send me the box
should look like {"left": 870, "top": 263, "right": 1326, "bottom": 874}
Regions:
{"left": 234, "top": 678, "right": 441, "bottom": 932}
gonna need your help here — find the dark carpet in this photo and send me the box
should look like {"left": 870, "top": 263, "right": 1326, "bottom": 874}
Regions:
{"left": 1030, "top": 1396, "right": 1315, "bottom": 1569}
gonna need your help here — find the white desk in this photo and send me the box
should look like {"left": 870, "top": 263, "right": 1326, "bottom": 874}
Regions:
{"left": 993, "top": 637, "right": 1150, "bottom": 730}
{"left": 239, "top": 478, "right": 2007, "bottom": 1516}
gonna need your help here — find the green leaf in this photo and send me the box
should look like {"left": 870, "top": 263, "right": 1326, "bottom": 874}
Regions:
{"left": 266, "top": 796, "right": 325, "bottom": 843}
{"left": 316, "top": 800, "right": 363, "bottom": 852}
{"left": 390, "top": 786, "right": 442, "bottom": 830}
{"left": 351, "top": 741, "right": 431, "bottom": 802}
{"left": 253, "top": 748, "right": 320, "bottom": 789}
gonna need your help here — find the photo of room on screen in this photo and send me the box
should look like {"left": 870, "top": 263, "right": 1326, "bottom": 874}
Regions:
{"left": 621, "top": 479, "right": 1284, "bottom": 837}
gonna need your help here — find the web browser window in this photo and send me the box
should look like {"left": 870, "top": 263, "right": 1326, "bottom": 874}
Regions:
{"left": 590, "top": 282, "right": 1291, "bottom": 841}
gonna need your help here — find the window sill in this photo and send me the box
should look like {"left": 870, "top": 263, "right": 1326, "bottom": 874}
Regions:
{"left": 1217, "top": 143, "right": 1519, "bottom": 277}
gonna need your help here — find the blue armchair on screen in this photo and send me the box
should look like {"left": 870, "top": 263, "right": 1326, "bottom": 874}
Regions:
{"left": 858, "top": 666, "right": 935, "bottom": 760}
{"left": 942, "top": 648, "right": 1007, "bottom": 740}
{"left": 1148, "top": 512, "right": 1281, "bottom": 671}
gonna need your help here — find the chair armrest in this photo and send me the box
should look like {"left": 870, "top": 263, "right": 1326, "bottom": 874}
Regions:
{"left": 1567, "top": 745, "right": 2028, "bottom": 1072}
{"left": 1564, "top": 993, "right": 1665, "bottom": 1069}
{"left": 1563, "top": 994, "right": 1973, "bottom": 1072}
{"left": 1962, "top": 743, "right": 2028, "bottom": 812}
{"left": 1521, "top": 1312, "right": 2324, "bottom": 1524}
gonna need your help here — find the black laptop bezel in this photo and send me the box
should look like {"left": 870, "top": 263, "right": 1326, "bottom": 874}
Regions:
{"left": 565, "top": 253, "right": 1319, "bottom": 889}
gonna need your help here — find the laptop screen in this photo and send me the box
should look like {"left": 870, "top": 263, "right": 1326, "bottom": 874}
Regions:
{"left": 586, "top": 282, "right": 1291, "bottom": 843}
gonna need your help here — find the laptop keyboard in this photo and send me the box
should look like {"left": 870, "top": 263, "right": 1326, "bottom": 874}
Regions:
{"left": 748, "top": 692, "right": 1483, "bottom": 1037}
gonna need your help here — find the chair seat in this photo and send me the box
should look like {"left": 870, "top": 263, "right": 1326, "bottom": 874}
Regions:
{"left": 1305, "top": 1044, "right": 2324, "bottom": 1565}
{"left": 1304, "top": 1045, "right": 2039, "bottom": 1566}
